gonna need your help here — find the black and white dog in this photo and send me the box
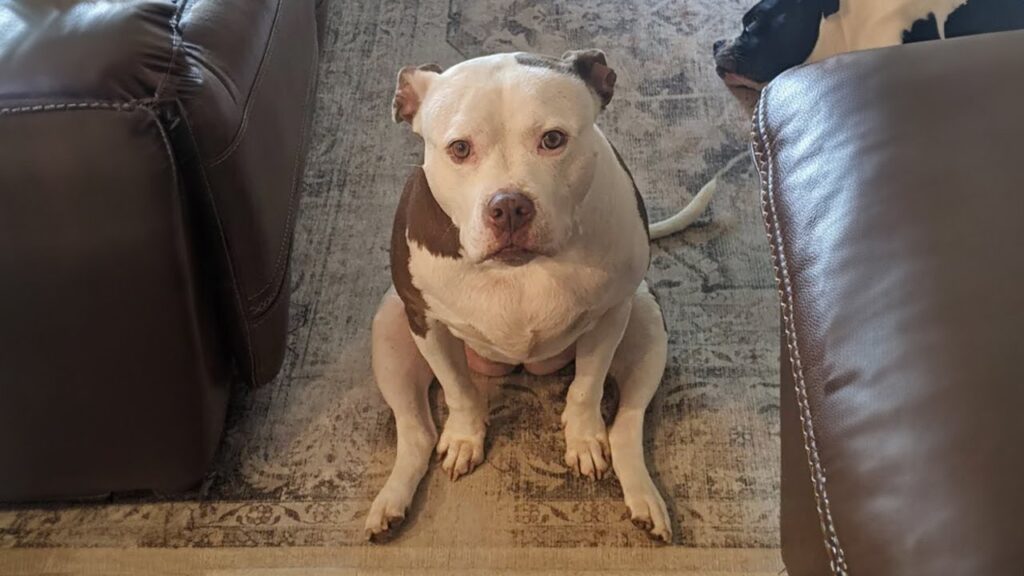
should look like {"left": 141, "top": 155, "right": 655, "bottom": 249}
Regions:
{"left": 714, "top": 0, "right": 1024, "bottom": 89}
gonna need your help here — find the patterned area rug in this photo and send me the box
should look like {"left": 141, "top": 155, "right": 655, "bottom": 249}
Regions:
{"left": 0, "top": 0, "right": 778, "bottom": 555}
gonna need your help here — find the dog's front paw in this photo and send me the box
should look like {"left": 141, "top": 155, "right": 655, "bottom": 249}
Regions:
{"left": 365, "top": 488, "right": 411, "bottom": 543}
{"left": 561, "top": 406, "right": 611, "bottom": 480}
{"left": 436, "top": 412, "right": 486, "bottom": 481}
{"left": 622, "top": 480, "right": 672, "bottom": 544}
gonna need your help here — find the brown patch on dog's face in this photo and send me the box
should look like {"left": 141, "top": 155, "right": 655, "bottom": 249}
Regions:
{"left": 391, "top": 167, "right": 462, "bottom": 336}
{"left": 513, "top": 53, "right": 570, "bottom": 72}
{"left": 514, "top": 49, "right": 617, "bottom": 109}
{"left": 406, "top": 169, "right": 462, "bottom": 259}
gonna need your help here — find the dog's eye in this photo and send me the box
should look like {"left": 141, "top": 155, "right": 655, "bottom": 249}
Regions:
{"left": 448, "top": 140, "right": 472, "bottom": 161}
{"left": 540, "top": 130, "right": 567, "bottom": 151}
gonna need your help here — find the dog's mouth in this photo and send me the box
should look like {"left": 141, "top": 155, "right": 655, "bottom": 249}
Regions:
{"left": 485, "top": 244, "right": 537, "bottom": 267}
{"left": 714, "top": 46, "right": 767, "bottom": 91}
{"left": 716, "top": 66, "right": 766, "bottom": 90}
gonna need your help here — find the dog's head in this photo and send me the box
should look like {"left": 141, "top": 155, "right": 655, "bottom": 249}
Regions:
{"left": 392, "top": 50, "right": 616, "bottom": 266}
{"left": 713, "top": 0, "right": 839, "bottom": 88}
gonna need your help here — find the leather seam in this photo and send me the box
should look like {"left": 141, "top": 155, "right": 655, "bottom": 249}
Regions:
{"left": 252, "top": 269, "right": 288, "bottom": 328}
{"left": 752, "top": 86, "right": 850, "bottom": 576}
{"left": 206, "top": 0, "right": 284, "bottom": 168}
{"left": 247, "top": 33, "right": 319, "bottom": 315}
{"left": 148, "top": 104, "right": 209, "bottom": 448}
{"left": 178, "top": 105, "right": 259, "bottom": 384}
{"left": 154, "top": 0, "right": 189, "bottom": 100}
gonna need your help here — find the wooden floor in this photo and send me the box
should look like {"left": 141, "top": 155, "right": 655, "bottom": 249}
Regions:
{"left": 0, "top": 547, "right": 784, "bottom": 575}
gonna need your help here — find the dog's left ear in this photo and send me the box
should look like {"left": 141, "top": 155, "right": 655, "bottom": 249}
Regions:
{"left": 561, "top": 49, "right": 616, "bottom": 109}
{"left": 393, "top": 63, "right": 443, "bottom": 124}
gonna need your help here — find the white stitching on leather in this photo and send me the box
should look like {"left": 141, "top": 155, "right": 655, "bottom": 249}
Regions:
{"left": 753, "top": 85, "right": 850, "bottom": 576}
{"left": 0, "top": 101, "right": 145, "bottom": 115}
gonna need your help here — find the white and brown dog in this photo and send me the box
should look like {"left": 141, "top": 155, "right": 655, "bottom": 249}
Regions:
{"left": 366, "top": 50, "right": 709, "bottom": 544}
{"left": 713, "top": 0, "right": 1024, "bottom": 89}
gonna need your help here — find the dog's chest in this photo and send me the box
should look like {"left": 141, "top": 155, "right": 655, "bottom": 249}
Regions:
{"left": 448, "top": 292, "right": 594, "bottom": 363}
{"left": 412, "top": 254, "right": 629, "bottom": 363}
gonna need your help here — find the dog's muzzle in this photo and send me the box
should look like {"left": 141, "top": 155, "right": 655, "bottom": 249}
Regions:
{"left": 484, "top": 191, "right": 538, "bottom": 266}
{"left": 712, "top": 39, "right": 765, "bottom": 90}
{"left": 713, "top": 38, "right": 738, "bottom": 77}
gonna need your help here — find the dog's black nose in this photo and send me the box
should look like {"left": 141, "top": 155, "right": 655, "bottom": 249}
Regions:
{"left": 713, "top": 39, "right": 726, "bottom": 56}
{"left": 487, "top": 192, "right": 535, "bottom": 234}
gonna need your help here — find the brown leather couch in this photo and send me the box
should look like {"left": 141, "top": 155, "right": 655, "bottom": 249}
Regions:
{"left": 754, "top": 31, "right": 1024, "bottom": 576}
{"left": 0, "top": 0, "right": 328, "bottom": 501}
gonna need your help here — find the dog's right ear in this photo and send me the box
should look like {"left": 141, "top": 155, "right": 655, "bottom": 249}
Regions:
{"left": 393, "top": 64, "right": 443, "bottom": 124}
{"left": 561, "top": 50, "right": 616, "bottom": 109}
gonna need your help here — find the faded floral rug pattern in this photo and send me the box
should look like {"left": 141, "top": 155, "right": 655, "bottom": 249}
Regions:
{"left": 0, "top": 0, "right": 777, "bottom": 550}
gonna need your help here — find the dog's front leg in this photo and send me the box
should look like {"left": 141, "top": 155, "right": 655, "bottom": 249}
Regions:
{"left": 562, "top": 298, "right": 632, "bottom": 480}
{"left": 413, "top": 322, "right": 488, "bottom": 481}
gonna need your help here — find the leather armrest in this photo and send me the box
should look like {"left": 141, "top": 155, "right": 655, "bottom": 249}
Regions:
{"left": 0, "top": 1, "right": 200, "bottom": 105}
{"left": 1, "top": 0, "right": 323, "bottom": 385}
{"left": 755, "top": 30, "right": 1024, "bottom": 576}
{"left": 178, "top": 0, "right": 321, "bottom": 383}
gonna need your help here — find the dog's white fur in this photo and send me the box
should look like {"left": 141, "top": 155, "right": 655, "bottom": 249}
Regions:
{"left": 366, "top": 53, "right": 674, "bottom": 542}
{"left": 810, "top": 0, "right": 968, "bottom": 63}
